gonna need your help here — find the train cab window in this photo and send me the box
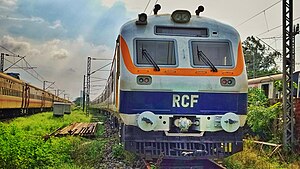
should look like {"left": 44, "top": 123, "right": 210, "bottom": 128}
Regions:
{"left": 190, "top": 41, "right": 233, "bottom": 67}
{"left": 136, "top": 40, "right": 176, "bottom": 66}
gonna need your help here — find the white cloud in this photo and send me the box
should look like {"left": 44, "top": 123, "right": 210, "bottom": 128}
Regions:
{"left": 0, "top": 0, "right": 17, "bottom": 8}
{"left": 52, "top": 49, "right": 69, "bottom": 60}
{"left": 0, "top": 15, "right": 44, "bottom": 23}
{"left": 101, "top": 0, "right": 148, "bottom": 12}
{"left": 0, "top": 35, "right": 31, "bottom": 54}
{"left": 0, "top": 35, "right": 113, "bottom": 100}
{"left": 49, "top": 20, "right": 63, "bottom": 29}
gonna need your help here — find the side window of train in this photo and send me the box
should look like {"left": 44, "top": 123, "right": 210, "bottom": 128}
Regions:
{"left": 190, "top": 41, "right": 234, "bottom": 68}
{"left": 261, "top": 83, "right": 270, "bottom": 98}
{"left": 135, "top": 39, "right": 177, "bottom": 66}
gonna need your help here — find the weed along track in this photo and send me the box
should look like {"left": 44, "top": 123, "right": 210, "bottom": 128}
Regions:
{"left": 0, "top": 109, "right": 141, "bottom": 168}
{"left": 95, "top": 109, "right": 147, "bottom": 169}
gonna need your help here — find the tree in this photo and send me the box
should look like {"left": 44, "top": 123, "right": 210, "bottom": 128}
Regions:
{"left": 73, "top": 97, "right": 82, "bottom": 107}
{"left": 243, "top": 36, "right": 281, "bottom": 79}
{"left": 247, "top": 88, "right": 282, "bottom": 142}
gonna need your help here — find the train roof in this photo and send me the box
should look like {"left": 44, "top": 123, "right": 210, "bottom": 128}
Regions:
{"left": 0, "top": 72, "right": 24, "bottom": 84}
{"left": 248, "top": 74, "right": 282, "bottom": 85}
{"left": 120, "top": 13, "right": 240, "bottom": 40}
{"left": 248, "top": 71, "right": 300, "bottom": 85}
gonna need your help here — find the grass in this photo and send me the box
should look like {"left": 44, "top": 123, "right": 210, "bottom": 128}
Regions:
{"left": 0, "top": 109, "right": 107, "bottom": 169}
{"left": 2, "top": 109, "right": 299, "bottom": 169}
{"left": 224, "top": 139, "right": 300, "bottom": 169}
{"left": 9, "top": 109, "right": 90, "bottom": 136}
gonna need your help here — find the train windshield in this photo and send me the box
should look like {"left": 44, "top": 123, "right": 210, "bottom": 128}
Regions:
{"left": 191, "top": 41, "right": 232, "bottom": 67}
{"left": 136, "top": 40, "right": 176, "bottom": 65}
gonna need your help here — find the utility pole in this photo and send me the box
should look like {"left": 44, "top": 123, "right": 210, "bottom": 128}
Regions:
{"left": 57, "top": 89, "right": 65, "bottom": 97}
{"left": 0, "top": 53, "right": 4, "bottom": 72}
{"left": 84, "top": 57, "right": 111, "bottom": 115}
{"left": 282, "top": 0, "right": 299, "bottom": 150}
{"left": 64, "top": 94, "right": 68, "bottom": 99}
{"left": 43, "top": 81, "right": 55, "bottom": 90}
{"left": 82, "top": 75, "right": 86, "bottom": 112}
{"left": 86, "top": 57, "right": 91, "bottom": 116}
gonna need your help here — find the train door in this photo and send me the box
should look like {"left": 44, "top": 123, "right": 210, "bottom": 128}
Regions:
{"left": 261, "top": 83, "right": 270, "bottom": 98}
{"left": 22, "top": 84, "right": 30, "bottom": 113}
{"left": 21, "top": 85, "right": 25, "bottom": 109}
{"left": 42, "top": 92, "right": 45, "bottom": 110}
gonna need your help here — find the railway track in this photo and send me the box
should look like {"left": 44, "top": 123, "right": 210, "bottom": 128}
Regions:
{"left": 145, "top": 159, "right": 225, "bottom": 169}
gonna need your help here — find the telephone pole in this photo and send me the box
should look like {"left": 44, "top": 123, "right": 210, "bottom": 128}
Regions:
{"left": 282, "top": 0, "right": 299, "bottom": 150}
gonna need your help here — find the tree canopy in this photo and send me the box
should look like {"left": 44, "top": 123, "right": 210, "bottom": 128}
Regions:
{"left": 242, "top": 36, "right": 281, "bottom": 79}
{"left": 73, "top": 97, "right": 82, "bottom": 106}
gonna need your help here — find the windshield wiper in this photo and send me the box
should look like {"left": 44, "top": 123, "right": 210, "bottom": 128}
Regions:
{"left": 196, "top": 46, "right": 218, "bottom": 72}
{"left": 142, "top": 47, "right": 160, "bottom": 71}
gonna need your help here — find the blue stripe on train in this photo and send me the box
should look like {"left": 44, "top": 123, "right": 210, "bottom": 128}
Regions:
{"left": 119, "top": 91, "right": 247, "bottom": 115}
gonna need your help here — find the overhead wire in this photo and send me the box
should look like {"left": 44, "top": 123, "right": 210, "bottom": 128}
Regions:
{"left": 150, "top": 0, "right": 159, "bottom": 15}
{"left": 257, "top": 16, "right": 300, "bottom": 36}
{"left": 0, "top": 45, "right": 64, "bottom": 92}
{"left": 236, "top": 0, "right": 281, "bottom": 27}
{"left": 0, "top": 46, "right": 46, "bottom": 82}
{"left": 263, "top": 11, "right": 269, "bottom": 31}
{"left": 144, "top": 0, "right": 152, "bottom": 13}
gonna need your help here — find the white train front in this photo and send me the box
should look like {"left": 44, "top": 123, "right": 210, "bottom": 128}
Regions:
{"left": 92, "top": 6, "right": 248, "bottom": 160}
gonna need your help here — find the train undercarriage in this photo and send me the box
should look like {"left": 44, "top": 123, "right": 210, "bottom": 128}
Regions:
{"left": 121, "top": 125, "right": 243, "bottom": 160}
{"left": 0, "top": 108, "right": 52, "bottom": 119}
{"left": 101, "top": 108, "right": 243, "bottom": 160}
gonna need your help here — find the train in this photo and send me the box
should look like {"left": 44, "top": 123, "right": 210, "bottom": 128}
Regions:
{"left": 248, "top": 71, "right": 300, "bottom": 100}
{"left": 91, "top": 5, "right": 248, "bottom": 160}
{"left": 0, "top": 71, "right": 70, "bottom": 118}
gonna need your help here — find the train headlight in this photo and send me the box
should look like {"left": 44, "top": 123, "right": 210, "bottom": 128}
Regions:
{"left": 171, "top": 10, "right": 191, "bottom": 23}
{"left": 220, "top": 77, "right": 235, "bottom": 87}
{"left": 137, "top": 75, "right": 152, "bottom": 85}
{"left": 136, "top": 13, "right": 147, "bottom": 25}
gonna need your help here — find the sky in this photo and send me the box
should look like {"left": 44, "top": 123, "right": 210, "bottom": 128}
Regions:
{"left": 0, "top": 0, "right": 299, "bottom": 100}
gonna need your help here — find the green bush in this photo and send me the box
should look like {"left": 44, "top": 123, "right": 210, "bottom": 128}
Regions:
{"left": 247, "top": 88, "right": 282, "bottom": 141}
{"left": 224, "top": 140, "right": 282, "bottom": 169}
{"left": 112, "top": 144, "right": 125, "bottom": 159}
{"left": 71, "top": 139, "right": 106, "bottom": 168}
{"left": 0, "top": 111, "right": 90, "bottom": 169}
{"left": 0, "top": 123, "right": 83, "bottom": 168}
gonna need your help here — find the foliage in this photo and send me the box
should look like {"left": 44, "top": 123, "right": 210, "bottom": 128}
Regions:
{"left": 248, "top": 87, "right": 268, "bottom": 106}
{"left": 224, "top": 139, "right": 300, "bottom": 169}
{"left": 243, "top": 36, "right": 281, "bottom": 79}
{"left": 71, "top": 139, "right": 106, "bottom": 168}
{"left": 274, "top": 80, "right": 298, "bottom": 92}
{"left": 8, "top": 110, "right": 90, "bottom": 136}
{"left": 247, "top": 88, "right": 282, "bottom": 141}
{"left": 112, "top": 143, "right": 136, "bottom": 165}
{"left": 0, "top": 110, "right": 90, "bottom": 169}
{"left": 247, "top": 102, "right": 282, "bottom": 141}
{"left": 73, "top": 97, "right": 83, "bottom": 107}
{"left": 112, "top": 143, "right": 125, "bottom": 159}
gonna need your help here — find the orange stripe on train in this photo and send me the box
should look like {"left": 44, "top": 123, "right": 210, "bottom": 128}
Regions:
{"left": 120, "top": 36, "right": 244, "bottom": 76}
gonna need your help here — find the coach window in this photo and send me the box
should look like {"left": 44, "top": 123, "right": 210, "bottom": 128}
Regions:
{"left": 190, "top": 41, "right": 233, "bottom": 68}
{"left": 135, "top": 39, "right": 177, "bottom": 66}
